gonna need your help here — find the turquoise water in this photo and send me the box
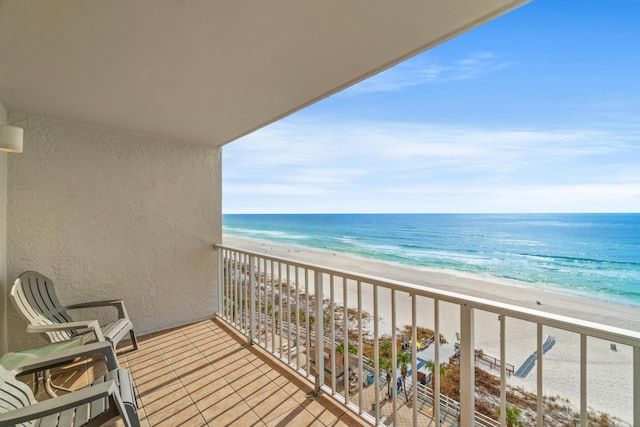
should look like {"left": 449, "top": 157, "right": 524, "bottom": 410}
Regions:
{"left": 223, "top": 213, "right": 640, "bottom": 307}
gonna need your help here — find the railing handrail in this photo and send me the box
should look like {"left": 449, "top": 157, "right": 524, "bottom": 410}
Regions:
{"left": 215, "top": 244, "right": 640, "bottom": 347}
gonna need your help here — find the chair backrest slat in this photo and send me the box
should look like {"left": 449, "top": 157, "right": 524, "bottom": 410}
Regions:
{"left": 11, "top": 271, "right": 75, "bottom": 343}
{"left": 0, "top": 366, "right": 37, "bottom": 427}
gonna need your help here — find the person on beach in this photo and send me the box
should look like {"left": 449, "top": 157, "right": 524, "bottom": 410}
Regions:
{"left": 386, "top": 372, "right": 392, "bottom": 399}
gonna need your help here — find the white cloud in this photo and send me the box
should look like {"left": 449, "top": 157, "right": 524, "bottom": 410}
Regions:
{"left": 223, "top": 117, "right": 640, "bottom": 213}
{"left": 344, "top": 52, "right": 512, "bottom": 94}
{"left": 479, "top": 183, "right": 640, "bottom": 213}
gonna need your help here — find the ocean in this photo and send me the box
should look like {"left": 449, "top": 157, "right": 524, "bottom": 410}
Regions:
{"left": 222, "top": 213, "right": 640, "bottom": 308}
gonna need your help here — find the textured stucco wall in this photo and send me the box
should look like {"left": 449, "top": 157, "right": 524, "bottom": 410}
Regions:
{"left": 0, "top": 102, "right": 7, "bottom": 354}
{"left": 6, "top": 114, "right": 221, "bottom": 351}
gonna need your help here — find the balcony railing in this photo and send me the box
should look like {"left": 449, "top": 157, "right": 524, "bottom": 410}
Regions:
{"left": 215, "top": 244, "right": 640, "bottom": 426}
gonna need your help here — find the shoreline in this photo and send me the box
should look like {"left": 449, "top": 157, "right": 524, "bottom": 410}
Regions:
{"left": 223, "top": 234, "right": 640, "bottom": 422}
{"left": 223, "top": 234, "right": 640, "bottom": 332}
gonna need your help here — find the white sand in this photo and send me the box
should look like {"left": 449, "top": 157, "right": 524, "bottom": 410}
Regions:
{"left": 223, "top": 235, "right": 640, "bottom": 422}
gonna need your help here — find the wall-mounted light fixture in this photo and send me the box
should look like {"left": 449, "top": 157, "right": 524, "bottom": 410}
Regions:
{"left": 0, "top": 125, "right": 23, "bottom": 153}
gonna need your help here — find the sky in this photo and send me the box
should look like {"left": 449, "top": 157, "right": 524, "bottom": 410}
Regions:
{"left": 223, "top": 0, "right": 640, "bottom": 214}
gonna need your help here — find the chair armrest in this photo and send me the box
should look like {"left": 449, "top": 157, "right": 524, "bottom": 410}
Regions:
{"left": 27, "top": 320, "right": 105, "bottom": 342}
{"left": 12, "top": 342, "right": 120, "bottom": 375}
{"left": 67, "top": 299, "right": 128, "bottom": 319}
{"left": 0, "top": 380, "right": 132, "bottom": 426}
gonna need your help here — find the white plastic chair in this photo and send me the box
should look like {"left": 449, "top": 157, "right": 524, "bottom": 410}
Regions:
{"left": 11, "top": 271, "right": 138, "bottom": 351}
{"left": 0, "top": 342, "right": 139, "bottom": 427}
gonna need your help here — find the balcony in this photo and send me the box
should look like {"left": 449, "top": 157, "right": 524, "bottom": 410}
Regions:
{"left": 21, "top": 244, "right": 640, "bottom": 426}
{"left": 216, "top": 245, "right": 640, "bottom": 427}
{"left": 35, "top": 318, "right": 368, "bottom": 427}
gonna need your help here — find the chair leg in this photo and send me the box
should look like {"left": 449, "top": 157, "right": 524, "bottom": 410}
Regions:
{"left": 129, "top": 330, "right": 139, "bottom": 351}
{"left": 43, "top": 368, "right": 74, "bottom": 398}
{"left": 32, "top": 371, "right": 40, "bottom": 396}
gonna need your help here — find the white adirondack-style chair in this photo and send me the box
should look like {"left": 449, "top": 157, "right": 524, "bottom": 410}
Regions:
{"left": 0, "top": 342, "right": 139, "bottom": 427}
{"left": 11, "top": 271, "right": 138, "bottom": 351}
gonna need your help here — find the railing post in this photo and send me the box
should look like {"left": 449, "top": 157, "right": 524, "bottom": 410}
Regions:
{"left": 225, "top": 249, "right": 230, "bottom": 321}
{"left": 499, "top": 315, "right": 506, "bottom": 427}
{"left": 434, "top": 299, "right": 441, "bottom": 426}
{"left": 313, "top": 271, "right": 324, "bottom": 396}
{"left": 258, "top": 257, "right": 263, "bottom": 345}
{"left": 343, "top": 277, "right": 349, "bottom": 403}
{"left": 580, "top": 334, "right": 587, "bottom": 427}
{"left": 373, "top": 284, "right": 379, "bottom": 424}
{"left": 357, "top": 281, "right": 363, "bottom": 412}
{"left": 305, "top": 269, "right": 310, "bottom": 377}
{"left": 635, "top": 346, "right": 640, "bottom": 427}
{"left": 460, "top": 304, "right": 475, "bottom": 426}
{"left": 330, "top": 275, "right": 336, "bottom": 394}
{"left": 295, "top": 267, "right": 300, "bottom": 369}
{"left": 279, "top": 262, "right": 284, "bottom": 355}
{"left": 248, "top": 255, "right": 256, "bottom": 346}
{"left": 233, "top": 251, "right": 239, "bottom": 326}
{"left": 216, "top": 246, "right": 223, "bottom": 316}
{"left": 287, "top": 266, "right": 292, "bottom": 364}
{"left": 537, "top": 324, "right": 543, "bottom": 427}
{"left": 412, "top": 294, "right": 418, "bottom": 426}
{"left": 391, "top": 289, "right": 398, "bottom": 427}
{"left": 271, "top": 260, "right": 276, "bottom": 351}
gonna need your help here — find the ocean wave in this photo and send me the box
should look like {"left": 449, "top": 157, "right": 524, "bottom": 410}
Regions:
{"left": 223, "top": 226, "right": 309, "bottom": 240}
{"left": 504, "top": 220, "right": 597, "bottom": 228}
{"left": 333, "top": 236, "right": 358, "bottom": 244}
{"left": 494, "top": 238, "right": 546, "bottom": 247}
{"left": 513, "top": 252, "right": 640, "bottom": 267}
{"left": 223, "top": 213, "right": 640, "bottom": 308}
{"left": 339, "top": 240, "right": 508, "bottom": 271}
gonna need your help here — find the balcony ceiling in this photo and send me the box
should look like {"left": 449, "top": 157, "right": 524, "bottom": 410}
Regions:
{"left": 0, "top": 0, "right": 527, "bottom": 146}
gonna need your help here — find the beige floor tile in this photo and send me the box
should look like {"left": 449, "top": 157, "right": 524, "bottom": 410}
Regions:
{"left": 262, "top": 370, "right": 291, "bottom": 387}
{"left": 224, "top": 360, "right": 258, "bottom": 383}
{"left": 302, "top": 396, "right": 348, "bottom": 425}
{"left": 160, "top": 343, "right": 197, "bottom": 360}
{"left": 151, "top": 336, "right": 188, "bottom": 349}
{"left": 214, "top": 356, "right": 255, "bottom": 379}
{"left": 21, "top": 319, "right": 370, "bottom": 427}
{"left": 134, "top": 369, "right": 180, "bottom": 395}
{"left": 164, "top": 350, "right": 204, "bottom": 370}
{"left": 185, "top": 374, "right": 229, "bottom": 402}
{"left": 178, "top": 363, "right": 220, "bottom": 387}
{"left": 196, "top": 389, "right": 244, "bottom": 420}
{"left": 245, "top": 388, "right": 303, "bottom": 423}
{"left": 232, "top": 370, "right": 280, "bottom": 400}
{"left": 330, "top": 412, "right": 371, "bottom": 427}
{"left": 124, "top": 351, "right": 163, "bottom": 368}
{"left": 129, "top": 365, "right": 172, "bottom": 385}
{"left": 204, "top": 345, "right": 243, "bottom": 365}
{"left": 188, "top": 338, "right": 221, "bottom": 352}
{"left": 145, "top": 395, "right": 207, "bottom": 427}
{"left": 276, "top": 381, "right": 312, "bottom": 406}
{"left": 183, "top": 327, "right": 216, "bottom": 340}
{"left": 264, "top": 406, "right": 324, "bottom": 427}
{"left": 203, "top": 401, "right": 263, "bottom": 426}
{"left": 138, "top": 380, "right": 189, "bottom": 414}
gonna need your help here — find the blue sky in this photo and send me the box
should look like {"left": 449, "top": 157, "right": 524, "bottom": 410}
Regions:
{"left": 223, "top": 0, "right": 640, "bottom": 214}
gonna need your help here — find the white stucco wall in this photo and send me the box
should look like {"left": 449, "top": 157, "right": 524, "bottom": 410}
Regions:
{"left": 0, "top": 102, "right": 8, "bottom": 354}
{"left": 5, "top": 114, "right": 221, "bottom": 351}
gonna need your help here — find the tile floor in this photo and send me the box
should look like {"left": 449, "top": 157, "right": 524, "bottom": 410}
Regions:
{"left": 32, "top": 318, "right": 370, "bottom": 426}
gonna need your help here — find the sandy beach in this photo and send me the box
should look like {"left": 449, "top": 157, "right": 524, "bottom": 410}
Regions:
{"left": 223, "top": 235, "right": 640, "bottom": 422}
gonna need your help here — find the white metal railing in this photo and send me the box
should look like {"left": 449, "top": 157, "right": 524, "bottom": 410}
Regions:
{"left": 215, "top": 244, "right": 640, "bottom": 427}
{"left": 412, "top": 382, "right": 500, "bottom": 427}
